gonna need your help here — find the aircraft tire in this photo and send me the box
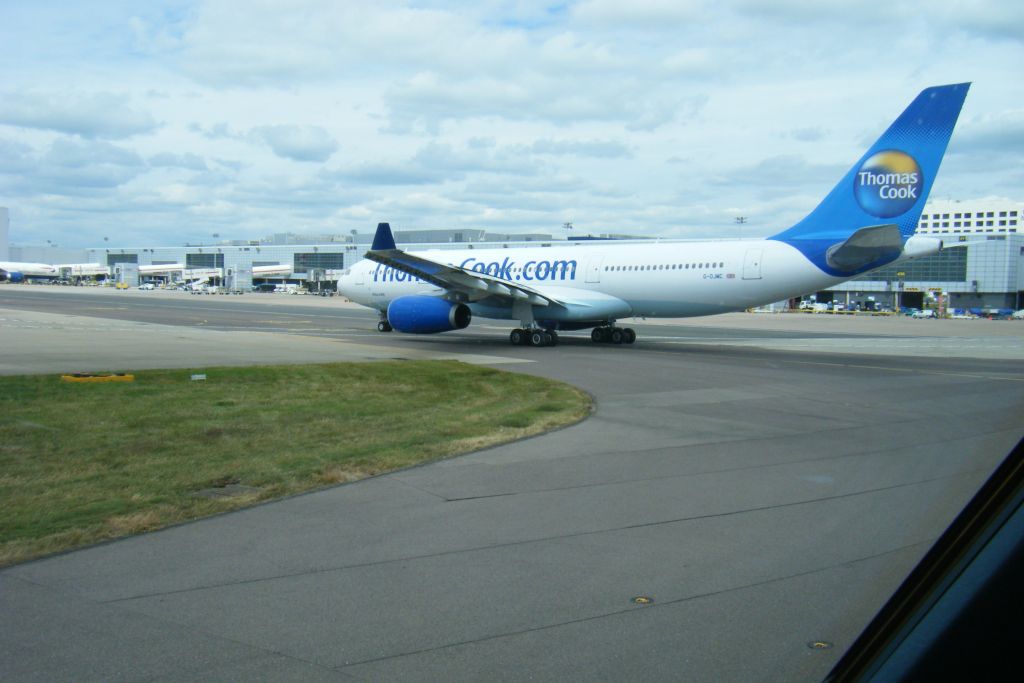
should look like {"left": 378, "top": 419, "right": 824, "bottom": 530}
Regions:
{"left": 510, "top": 329, "right": 525, "bottom": 345}
{"left": 610, "top": 328, "right": 624, "bottom": 344}
{"left": 591, "top": 328, "right": 606, "bottom": 343}
{"left": 377, "top": 320, "right": 393, "bottom": 332}
{"left": 623, "top": 328, "right": 636, "bottom": 344}
{"left": 529, "top": 330, "right": 545, "bottom": 347}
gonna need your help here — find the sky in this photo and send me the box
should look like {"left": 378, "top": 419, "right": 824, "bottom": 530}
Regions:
{"left": 1, "top": 0, "right": 1022, "bottom": 248}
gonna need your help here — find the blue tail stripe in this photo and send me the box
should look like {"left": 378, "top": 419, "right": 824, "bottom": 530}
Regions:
{"left": 770, "top": 83, "right": 969, "bottom": 275}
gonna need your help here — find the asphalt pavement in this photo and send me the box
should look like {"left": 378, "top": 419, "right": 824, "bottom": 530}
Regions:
{"left": 1, "top": 286, "right": 1022, "bottom": 681}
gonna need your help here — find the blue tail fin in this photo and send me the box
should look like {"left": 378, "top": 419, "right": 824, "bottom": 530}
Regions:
{"left": 370, "top": 222, "right": 398, "bottom": 251}
{"left": 770, "top": 83, "right": 969, "bottom": 274}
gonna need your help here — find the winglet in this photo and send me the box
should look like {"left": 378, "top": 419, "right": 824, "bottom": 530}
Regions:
{"left": 370, "top": 222, "right": 397, "bottom": 251}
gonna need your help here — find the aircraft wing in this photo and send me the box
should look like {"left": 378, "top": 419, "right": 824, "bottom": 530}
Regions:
{"left": 365, "top": 223, "right": 561, "bottom": 308}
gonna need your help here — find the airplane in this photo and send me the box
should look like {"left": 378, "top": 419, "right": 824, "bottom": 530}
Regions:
{"left": 336, "top": 83, "right": 970, "bottom": 347}
{"left": 0, "top": 261, "right": 59, "bottom": 282}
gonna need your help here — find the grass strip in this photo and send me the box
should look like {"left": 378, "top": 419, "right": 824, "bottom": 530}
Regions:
{"left": 0, "top": 360, "right": 591, "bottom": 566}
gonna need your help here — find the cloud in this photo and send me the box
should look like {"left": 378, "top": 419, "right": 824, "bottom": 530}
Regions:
{"left": 0, "top": 138, "right": 148, "bottom": 202}
{"left": 571, "top": 0, "right": 705, "bottom": 28}
{"left": 332, "top": 139, "right": 541, "bottom": 186}
{"left": 0, "top": 137, "right": 36, "bottom": 173}
{"left": 148, "top": 152, "right": 208, "bottom": 171}
{"left": 785, "top": 126, "right": 827, "bottom": 142}
{"left": 0, "top": 92, "right": 158, "bottom": 139}
{"left": 706, "top": 154, "right": 848, "bottom": 203}
{"left": 1, "top": 1, "right": 1021, "bottom": 247}
{"left": 331, "top": 162, "right": 451, "bottom": 187}
{"left": 383, "top": 72, "right": 706, "bottom": 132}
{"left": 250, "top": 125, "right": 339, "bottom": 162}
{"left": 530, "top": 138, "right": 632, "bottom": 158}
{"left": 932, "top": 1, "right": 1024, "bottom": 42}
{"left": 948, "top": 110, "right": 1024, "bottom": 156}
{"left": 189, "top": 122, "right": 239, "bottom": 140}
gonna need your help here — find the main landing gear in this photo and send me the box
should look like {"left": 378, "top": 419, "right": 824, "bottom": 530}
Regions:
{"left": 377, "top": 319, "right": 393, "bottom": 332}
{"left": 591, "top": 326, "right": 636, "bottom": 345}
{"left": 508, "top": 326, "right": 637, "bottom": 347}
{"left": 510, "top": 328, "right": 558, "bottom": 347}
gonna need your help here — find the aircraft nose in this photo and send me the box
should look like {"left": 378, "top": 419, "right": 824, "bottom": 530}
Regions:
{"left": 335, "top": 271, "right": 353, "bottom": 296}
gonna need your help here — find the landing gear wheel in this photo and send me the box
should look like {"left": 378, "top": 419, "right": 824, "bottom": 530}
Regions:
{"left": 547, "top": 330, "right": 559, "bottom": 346}
{"left": 591, "top": 328, "right": 606, "bottom": 343}
{"left": 377, "top": 320, "right": 393, "bottom": 332}
{"left": 510, "top": 329, "right": 526, "bottom": 345}
{"left": 610, "top": 328, "right": 623, "bottom": 344}
{"left": 529, "top": 330, "right": 545, "bottom": 347}
{"left": 623, "top": 328, "right": 636, "bottom": 344}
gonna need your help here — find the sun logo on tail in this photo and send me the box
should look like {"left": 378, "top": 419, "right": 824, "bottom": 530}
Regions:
{"left": 853, "top": 150, "right": 923, "bottom": 218}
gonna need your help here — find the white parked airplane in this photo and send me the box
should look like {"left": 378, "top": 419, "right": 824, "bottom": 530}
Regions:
{"left": 336, "top": 83, "right": 970, "bottom": 346}
{"left": 0, "top": 261, "right": 59, "bottom": 282}
{"left": 0, "top": 261, "right": 110, "bottom": 281}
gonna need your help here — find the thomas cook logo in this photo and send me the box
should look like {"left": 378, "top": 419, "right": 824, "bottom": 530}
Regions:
{"left": 853, "top": 150, "right": 923, "bottom": 218}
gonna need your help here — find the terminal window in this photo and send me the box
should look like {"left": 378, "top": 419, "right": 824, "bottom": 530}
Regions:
{"left": 107, "top": 253, "right": 138, "bottom": 266}
{"left": 854, "top": 248, "right": 968, "bottom": 283}
{"left": 186, "top": 253, "right": 224, "bottom": 269}
{"left": 294, "top": 252, "right": 345, "bottom": 272}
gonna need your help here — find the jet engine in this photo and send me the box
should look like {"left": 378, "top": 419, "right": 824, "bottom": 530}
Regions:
{"left": 0, "top": 270, "right": 24, "bottom": 283}
{"left": 386, "top": 296, "right": 472, "bottom": 334}
{"left": 901, "top": 235, "right": 943, "bottom": 259}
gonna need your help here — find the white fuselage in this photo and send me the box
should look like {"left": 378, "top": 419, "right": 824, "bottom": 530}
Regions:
{"left": 0, "top": 261, "right": 59, "bottom": 278}
{"left": 338, "top": 238, "right": 844, "bottom": 321}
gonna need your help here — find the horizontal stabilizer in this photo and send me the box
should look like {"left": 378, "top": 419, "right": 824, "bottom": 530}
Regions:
{"left": 825, "top": 224, "right": 902, "bottom": 272}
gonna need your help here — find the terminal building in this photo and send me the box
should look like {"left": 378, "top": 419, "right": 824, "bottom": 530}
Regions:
{"left": 824, "top": 199, "right": 1024, "bottom": 312}
{"left": 6, "top": 199, "right": 1023, "bottom": 311}
{"left": 82, "top": 229, "right": 561, "bottom": 292}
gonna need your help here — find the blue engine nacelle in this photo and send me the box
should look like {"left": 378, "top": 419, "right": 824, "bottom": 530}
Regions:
{"left": 0, "top": 270, "right": 24, "bottom": 283}
{"left": 387, "top": 295, "right": 472, "bottom": 334}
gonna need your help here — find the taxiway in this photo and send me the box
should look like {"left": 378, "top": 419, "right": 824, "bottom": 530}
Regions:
{"left": 1, "top": 287, "right": 1021, "bottom": 681}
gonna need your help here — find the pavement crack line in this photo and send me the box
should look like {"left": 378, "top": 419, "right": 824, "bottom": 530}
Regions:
{"left": 332, "top": 538, "right": 934, "bottom": 671}
{"left": 439, "top": 427, "right": 1018, "bottom": 502}
{"left": 102, "top": 465, "right": 988, "bottom": 605}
